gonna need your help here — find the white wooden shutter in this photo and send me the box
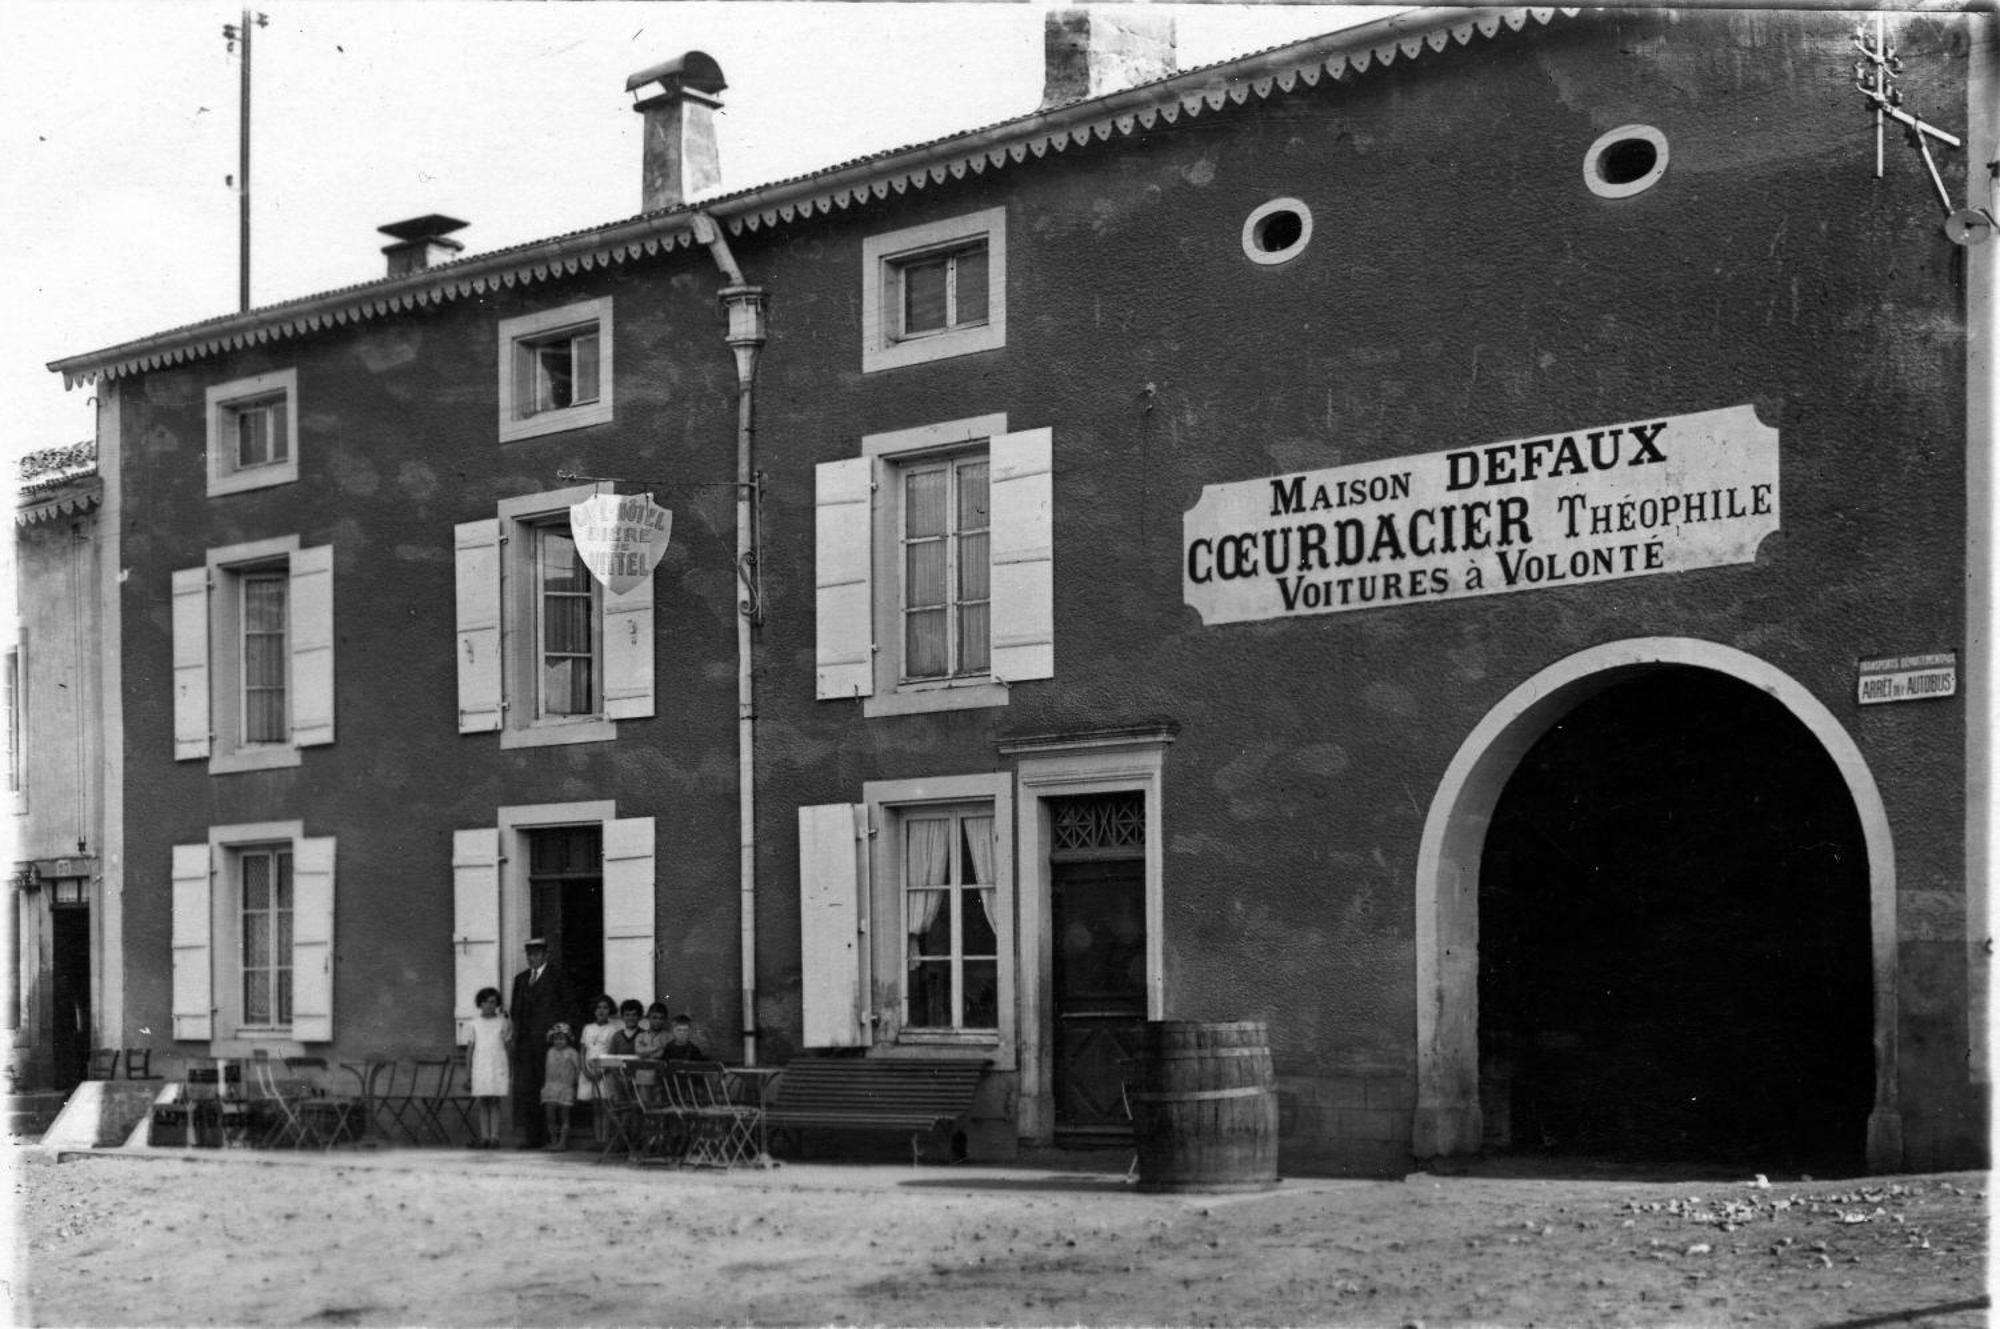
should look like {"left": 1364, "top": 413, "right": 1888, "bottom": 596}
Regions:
{"left": 171, "top": 567, "right": 210, "bottom": 761}
{"left": 602, "top": 817, "right": 658, "bottom": 1006}
{"left": 451, "top": 828, "right": 502, "bottom": 1039}
{"left": 798, "top": 803, "right": 871, "bottom": 1048}
{"left": 289, "top": 836, "right": 337, "bottom": 1042}
{"left": 815, "top": 457, "right": 875, "bottom": 700}
{"left": 454, "top": 519, "right": 504, "bottom": 733}
{"left": 989, "top": 427, "right": 1055, "bottom": 684}
{"left": 171, "top": 842, "right": 213, "bottom": 1040}
{"left": 289, "top": 545, "right": 335, "bottom": 747}
{"left": 602, "top": 576, "right": 654, "bottom": 720}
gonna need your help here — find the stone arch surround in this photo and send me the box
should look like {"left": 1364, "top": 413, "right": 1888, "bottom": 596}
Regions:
{"left": 1411, "top": 637, "right": 1902, "bottom": 1171}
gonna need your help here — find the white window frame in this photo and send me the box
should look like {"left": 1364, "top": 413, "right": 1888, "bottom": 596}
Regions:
{"left": 179, "top": 535, "right": 336, "bottom": 774}
{"left": 456, "top": 484, "right": 653, "bottom": 747}
{"left": 205, "top": 369, "right": 299, "bottom": 497}
{"left": 862, "top": 208, "right": 1007, "bottom": 373}
{"left": 859, "top": 416, "right": 1011, "bottom": 717}
{"left": 176, "top": 820, "right": 337, "bottom": 1055}
{"left": 233, "top": 840, "right": 295, "bottom": 1033}
{"left": 866, "top": 773, "right": 1014, "bottom": 1058}
{"left": 500, "top": 488, "right": 615, "bottom": 748}
{"left": 498, "top": 298, "right": 615, "bottom": 443}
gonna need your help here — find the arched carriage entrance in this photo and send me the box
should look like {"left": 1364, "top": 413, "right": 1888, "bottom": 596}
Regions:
{"left": 1414, "top": 639, "right": 1902, "bottom": 1172}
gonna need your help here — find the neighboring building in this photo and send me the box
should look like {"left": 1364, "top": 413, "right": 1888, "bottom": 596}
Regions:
{"left": 9, "top": 441, "right": 106, "bottom": 1092}
{"left": 46, "top": 6, "right": 1996, "bottom": 1173}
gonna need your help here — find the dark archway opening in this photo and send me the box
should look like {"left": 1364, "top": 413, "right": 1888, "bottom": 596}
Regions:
{"left": 1478, "top": 668, "right": 1873, "bottom": 1173}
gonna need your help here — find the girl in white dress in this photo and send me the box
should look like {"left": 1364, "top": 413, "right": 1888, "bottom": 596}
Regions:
{"left": 577, "top": 995, "right": 619, "bottom": 1144}
{"left": 464, "top": 986, "right": 511, "bottom": 1149}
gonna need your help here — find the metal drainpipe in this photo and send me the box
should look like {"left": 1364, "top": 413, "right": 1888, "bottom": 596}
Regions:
{"left": 691, "top": 213, "right": 767, "bottom": 1067}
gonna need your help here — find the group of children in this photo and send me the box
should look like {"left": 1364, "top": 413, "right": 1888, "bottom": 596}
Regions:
{"left": 463, "top": 992, "right": 705, "bottom": 1150}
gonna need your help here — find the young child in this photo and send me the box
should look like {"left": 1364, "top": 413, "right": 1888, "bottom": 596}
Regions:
{"left": 632, "top": 1000, "right": 672, "bottom": 1096}
{"left": 541, "top": 1022, "right": 582, "bottom": 1151}
{"left": 464, "top": 986, "right": 511, "bottom": 1149}
{"left": 577, "top": 995, "right": 618, "bottom": 1144}
{"left": 658, "top": 1013, "right": 706, "bottom": 1062}
{"left": 607, "top": 998, "right": 646, "bottom": 1056}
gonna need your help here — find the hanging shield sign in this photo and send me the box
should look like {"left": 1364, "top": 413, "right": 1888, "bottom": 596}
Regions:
{"left": 569, "top": 492, "right": 673, "bottom": 595}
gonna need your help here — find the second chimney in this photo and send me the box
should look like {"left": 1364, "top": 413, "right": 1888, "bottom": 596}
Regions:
{"left": 1041, "top": 8, "right": 1178, "bottom": 110}
{"left": 378, "top": 214, "right": 468, "bottom": 277}
{"left": 628, "top": 52, "right": 729, "bottom": 213}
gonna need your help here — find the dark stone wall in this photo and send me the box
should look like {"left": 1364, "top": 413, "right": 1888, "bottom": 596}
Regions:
{"left": 111, "top": 8, "right": 1978, "bottom": 1168}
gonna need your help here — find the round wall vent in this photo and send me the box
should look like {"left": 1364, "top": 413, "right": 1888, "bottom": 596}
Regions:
{"left": 1584, "top": 125, "right": 1669, "bottom": 199}
{"left": 1242, "top": 198, "right": 1314, "bottom": 265}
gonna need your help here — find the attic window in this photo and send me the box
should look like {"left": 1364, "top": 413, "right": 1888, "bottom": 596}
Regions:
{"left": 1242, "top": 198, "right": 1313, "bottom": 266}
{"left": 1584, "top": 126, "right": 1669, "bottom": 199}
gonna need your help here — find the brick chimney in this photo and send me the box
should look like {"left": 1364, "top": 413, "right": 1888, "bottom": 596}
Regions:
{"left": 1040, "top": 8, "right": 1177, "bottom": 109}
{"left": 378, "top": 215, "right": 468, "bottom": 277}
{"left": 627, "top": 52, "right": 728, "bottom": 212}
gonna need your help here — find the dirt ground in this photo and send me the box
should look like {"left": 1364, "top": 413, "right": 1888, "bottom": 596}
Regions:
{"left": 6, "top": 1144, "right": 1989, "bottom": 1327}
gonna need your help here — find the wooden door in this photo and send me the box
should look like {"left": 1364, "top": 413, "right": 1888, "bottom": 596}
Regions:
{"left": 1052, "top": 858, "right": 1146, "bottom": 1138}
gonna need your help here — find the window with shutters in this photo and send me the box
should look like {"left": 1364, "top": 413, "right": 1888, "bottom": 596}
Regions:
{"left": 206, "top": 369, "right": 299, "bottom": 496}
{"left": 454, "top": 484, "right": 653, "bottom": 748}
{"left": 861, "top": 208, "right": 1006, "bottom": 373}
{"left": 238, "top": 843, "right": 294, "bottom": 1029}
{"left": 173, "top": 535, "right": 336, "bottom": 774}
{"left": 175, "top": 822, "right": 336, "bottom": 1049}
{"left": 797, "top": 772, "right": 1014, "bottom": 1057}
{"left": 898, "top": 452, "right": 990, "bottom": 683}
{"left": 498, "top": 298, "right": 615, "bottom": 443}
{"left": 815, "top": 416, "right": 1052, "bottom": 717}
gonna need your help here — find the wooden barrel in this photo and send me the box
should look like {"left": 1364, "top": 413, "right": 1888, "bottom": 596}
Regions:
{"left": 1130, "top": 1020, "right": 1279, "bottom": 1193}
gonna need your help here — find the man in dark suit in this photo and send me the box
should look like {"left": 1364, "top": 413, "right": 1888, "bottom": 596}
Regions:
{"left": 508, "top": 938, "right": 575, "bottom": 1148}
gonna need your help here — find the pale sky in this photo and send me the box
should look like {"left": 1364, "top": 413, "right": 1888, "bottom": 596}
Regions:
{"left": 3, "top": 1, "right": 1397, "bottom": 464}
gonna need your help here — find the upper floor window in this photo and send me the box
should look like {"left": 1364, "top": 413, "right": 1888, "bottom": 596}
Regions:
{"left": 454, "top": 484, "right": 654, "bottom": 747}
{"left": 498, "top": 298, "right": 615, "bottom": 443}
{"left": 861, "top": 208, "right": 1007, "bottom": 373}
{"left": 815, "top": 416, "right": 1051, "bottom": 717}
{"left": 173, "top": 536, "right": 336, "bottom": 774}
{"left": 206, "top": 369, "right": 299, "bottom": 496}
{"left": 534, "top": 525, "right": 600, "bottom": 719}
{"left": 899, "top": 453, "right": 990, "bottom": 683}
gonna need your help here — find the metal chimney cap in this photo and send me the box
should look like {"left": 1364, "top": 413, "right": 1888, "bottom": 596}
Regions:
{"left": 377, "top": 214, "right": 470, "bottom": 242}
{"left": 626, "top": 52, "right": 727, "bottom": 97}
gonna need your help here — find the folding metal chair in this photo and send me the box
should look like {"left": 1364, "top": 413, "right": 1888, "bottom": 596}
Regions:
{"left": 250, "top": 1055, "right": 313, "bottom": 1148}
{"left": 632, "top": 1059, "right": 697, "bottom": 1166}
{"left": 592, "top": 1062, "right": 644, "bottom": 1165}
{"left": 424, "top": 1051, "right": 478, "bottom": 1146}
{"left": 366, "top": 1059, "right": 423, "bottom": 1143}
{"left": 672, "top": 1062, "right": 762, "bottom": 1169}
{"left": 281, "top": 1057, "right": 365, "bottom": 1149}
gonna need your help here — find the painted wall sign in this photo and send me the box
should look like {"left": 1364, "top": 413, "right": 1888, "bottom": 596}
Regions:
{"left": 1182, "top": 404, "right": 1779, "bottom": 625}
{"left": 570, "top": 492, "right": 673, "bottom": 595}
{"left": 1856, "top": 652, "right": 1957, "bottom": 705}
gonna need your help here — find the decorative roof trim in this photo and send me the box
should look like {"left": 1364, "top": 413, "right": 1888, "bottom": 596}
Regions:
{"left": 49, "top": 6, "right": 1575, "bottom": 388}
{"left": 17, "top": 481, "right": 103, "bottom": 527}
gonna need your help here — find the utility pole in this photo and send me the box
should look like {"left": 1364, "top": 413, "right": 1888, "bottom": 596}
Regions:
{"left": 223, "top": 10, "right": 268, "bottom": 312}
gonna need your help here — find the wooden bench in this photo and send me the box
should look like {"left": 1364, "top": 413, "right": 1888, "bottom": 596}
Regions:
{"left": 764, "top": 1056, "right": 989, "bottom": 1163}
